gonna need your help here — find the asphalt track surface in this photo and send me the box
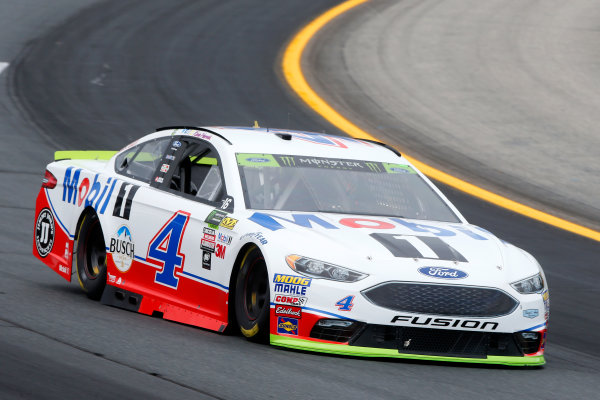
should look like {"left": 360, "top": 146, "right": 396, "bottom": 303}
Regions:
{"left": 1, "top": 0, "right": 599, "bottom": 399}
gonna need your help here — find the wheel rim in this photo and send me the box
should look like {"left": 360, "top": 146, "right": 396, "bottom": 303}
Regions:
{"left": 84, "top": 220, "right": 106, "bottom": 280}
{"left": 243, "top": 257, "right": 268, "bottom": 321}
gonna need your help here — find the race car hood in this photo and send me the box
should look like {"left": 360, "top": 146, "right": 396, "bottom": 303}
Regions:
{"left": 246, "top": 210, "right": 536, "bottom": 286}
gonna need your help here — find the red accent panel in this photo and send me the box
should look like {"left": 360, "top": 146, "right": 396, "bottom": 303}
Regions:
{"left": 33, "top": 188, "right": 73, "bottom": 282}
{"left": 105, "top": 253, "right": 230, "bottom": 332}
{"left": 270, "top": 307, "right": 349, "bottom": 344}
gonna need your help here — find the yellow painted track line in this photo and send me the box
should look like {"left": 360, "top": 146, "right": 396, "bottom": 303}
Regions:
{"left": 282, "top": 0, "right": 600, "bottom": 242}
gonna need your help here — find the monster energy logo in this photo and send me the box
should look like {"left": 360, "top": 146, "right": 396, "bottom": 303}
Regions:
{"left": 279, "top": 156, "right": 296, "bottom": 167}
{"left": 364, "top": 162, "right": 382, "bottom": 172}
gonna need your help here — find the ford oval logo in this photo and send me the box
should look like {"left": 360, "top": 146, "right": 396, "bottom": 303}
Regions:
{"left": 389, "top": 167, "right": 409, "bottom": 173}
{"left": 246, "top": 157, "right": 270, "bottom": 163}
{"left": 418, "top": 267, "right": 468, "bottom": 279}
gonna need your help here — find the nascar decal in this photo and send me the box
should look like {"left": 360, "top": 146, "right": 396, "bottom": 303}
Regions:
{"left": 273, "top": 294, "right": 307, "bottom": 307}
{"left": 248, "top": 212, "right": 487, "bottom": 240}
{"left": 147, "top": 211, "right": 190, "bottom": 289}
{"left": 277, "top": 317, "right": 299, "bottom": 335}
{"left": 109, "top": 225, "right": 135, "bottom": 273}
{"left": 274, "top": 305, "right": 302, "bottom": 318}
{"left": 273, "top": 274, "right": 311, "bottom": 295}
{"left": 112, "top": 183, "right": 139, "bottom": 220}
{"left": 35, "top": 208, "right": 55, "bottom": 257}
{"left": 62, "top": 167, "right": 117, "bottom": 213}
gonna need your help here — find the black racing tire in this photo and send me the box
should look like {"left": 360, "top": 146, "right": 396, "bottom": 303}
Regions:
{"left": 235, "top": 247, "right": 270, "bottom": 343}
{"left": 75, "top": 212, "right": 107, "bottom": 300}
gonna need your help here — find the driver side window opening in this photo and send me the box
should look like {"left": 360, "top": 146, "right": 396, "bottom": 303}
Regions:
{"left": 168, "top": 142, "right": 225, "bottom": 203}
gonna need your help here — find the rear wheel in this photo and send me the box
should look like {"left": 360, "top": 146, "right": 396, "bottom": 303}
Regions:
{"left": 75, "top": 212, "right": 107, "bottom": 300}
{"left": 235, "top": 247, "right": 270, "bottom": 342}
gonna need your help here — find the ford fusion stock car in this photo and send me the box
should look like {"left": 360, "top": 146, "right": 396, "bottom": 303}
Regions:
{"left": 33, "top": 126, "right": 549, "bottom": 366}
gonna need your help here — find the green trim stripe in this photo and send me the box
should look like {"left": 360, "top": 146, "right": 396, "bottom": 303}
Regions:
{"left": 270, "top": 335, "right": 545, "bottom": 366}
{"left": 54, "top": 150, "right": 117, "bottom": 161}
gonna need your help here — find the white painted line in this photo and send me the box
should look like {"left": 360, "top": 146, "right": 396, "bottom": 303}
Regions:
{"left": 0, "top": 62, "right": 9, "bottom": 75}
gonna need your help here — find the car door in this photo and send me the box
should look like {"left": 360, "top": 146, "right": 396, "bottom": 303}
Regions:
{"left": 111, "top": 135, "right": 235, "bottom": 323}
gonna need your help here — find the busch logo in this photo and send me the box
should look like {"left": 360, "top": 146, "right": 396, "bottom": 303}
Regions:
{"left": 109, "top": 225, "right": 135, "bottom": 272}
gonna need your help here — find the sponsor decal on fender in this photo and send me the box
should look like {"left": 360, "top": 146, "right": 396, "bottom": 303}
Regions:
{"left": 240, "top": 231, "right": 268, "bottom": 245}
{"left": 277, "top": 317, "right": 299, "bottom": 335}
{"left": 275, "top": 305, "right": 302, "bottom": 318}
{"left": 215, "top": 243, "right": 226, "bottom": 259}
{"left": 201, "top": 239, "right": 215, "bottom": 252}
{"left": 273, "top": 274, "right": 311, "bottom": 296}
{"left": 109, "top": 225, "right": 135, "bottom": 273}
{"left": 217, "top": 232, "right": 232, "bottom": 245}
{"left": 205, "top": 209, "right": 227, "bottom": 226}
{"left": 35, "top": 208, "right": 55, "bottom": 257}
{"left": 220, "top": 217, "right": 238, "bottom": 230}
{"left": 274, "top": 295, "right": 307, "bottom": 307}
{"left": 202, "top": 250, "right": 211, "bottom": 270}
{"left": 62, "top": 167, "right": 117, "bottom": 213}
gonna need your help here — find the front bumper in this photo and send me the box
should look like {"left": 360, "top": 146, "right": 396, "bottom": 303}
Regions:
{"left": 270, "top": 334, "right": 545, "bottom": 366}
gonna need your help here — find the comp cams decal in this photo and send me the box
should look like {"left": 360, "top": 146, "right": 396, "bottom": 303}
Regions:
{"left": 35, "top": 208, "right": 55, "bottom": 257}
{"left": 109, "top": 225, "right": 135, "bottom": 273}
{"left": 273, "top": 295, "right": 307, "bottom": 307}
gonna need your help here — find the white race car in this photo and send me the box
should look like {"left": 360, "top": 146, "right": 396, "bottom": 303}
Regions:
{"left": 33, "top": 126, "right": 548, "bottom": 366}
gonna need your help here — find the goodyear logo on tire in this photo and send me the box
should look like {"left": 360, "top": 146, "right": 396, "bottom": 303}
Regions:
{"left": 277, "top": 317, "right": 298, "bottom": 335}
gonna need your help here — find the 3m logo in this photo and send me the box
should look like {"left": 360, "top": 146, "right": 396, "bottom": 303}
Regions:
{"left": 215, "top": 243, "right": 226, "bottom": 259}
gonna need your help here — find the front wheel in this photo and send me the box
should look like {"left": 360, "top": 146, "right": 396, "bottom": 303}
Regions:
{"left": 75, "top": 212, "right": 107, "bottom": 300}
{"left": 235, "top": 247, "right": 270, "bottom": 343}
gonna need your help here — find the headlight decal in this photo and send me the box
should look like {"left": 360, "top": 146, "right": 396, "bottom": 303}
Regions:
{"left": 285, "top": 255, "right": 368, "bottom": 282}
{"left": 511, "top": 273, "right": 545, "bottom": 294}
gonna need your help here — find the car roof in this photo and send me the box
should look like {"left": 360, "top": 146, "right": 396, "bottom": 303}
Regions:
{"left": 151, "top": 126, "right": 403, "bottom": 162}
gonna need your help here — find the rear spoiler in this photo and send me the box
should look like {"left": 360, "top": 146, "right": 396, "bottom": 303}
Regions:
{"left": 54, "top": 151, "right": 117, "bottom": 161}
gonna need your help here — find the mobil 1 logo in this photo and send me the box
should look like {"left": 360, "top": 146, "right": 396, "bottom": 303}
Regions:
{"left": 35, "top": 208, "right": 55, "bottom": 257}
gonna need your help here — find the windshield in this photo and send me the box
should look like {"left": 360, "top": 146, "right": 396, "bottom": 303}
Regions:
{"left": 237, "top": 153, "right": 460, "bottom": 223}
